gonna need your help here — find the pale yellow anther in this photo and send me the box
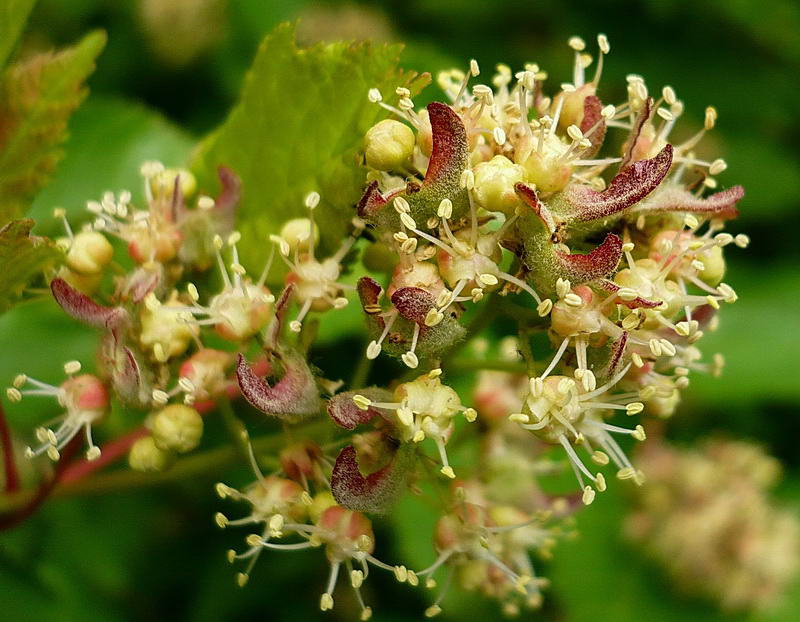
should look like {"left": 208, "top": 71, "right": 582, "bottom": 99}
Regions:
{"left": 632, "top": 353, "right": 644, "bottom": 368}
{"left": 734, "top": 233, "right": 750, "bottom": 248}
{"left": 227, "top": 231, "right": 242, "bottom": 246}
{"left": 320, "top": 593, "right": 334, "bottom": 611}
{"left": 582, "top": 486, "right": 595, "bottom": 505}
{"left": 508, "top": 412, "right": 529, "bottom": 424}
{"left": 566, "top": 125, "right": 584, "bottom": 142}
{"left": 12, "top": 374, "right": 26, "bottom": 388}
{"left": 662, "top": 85, "right": 676, "bottom": 105}
{"left": 632, "top": 425, "right": 646, "bottom": 441}
{"left": 537, "top": 299, "right": 553, "bottom": 317}
{"left": 597, "top": 33, "right": 610, "bottom": 54}
{"left": 152, "top": 389, "right": 169, "bottom": 405}
{"left": 463, "top": 407, "right": 477, "bottom": 422}
{"left": 351, "top": 569, "right": 364, "bottom": 589}
{"left": 401, "top": 351, "right": 419, "bottom": 369}
{"left": 437, "top": 198, "right": 453, "bottom": 219}
{"left": 63, "top": 360, "right": 82, "bottom": 375}
{"left": 236, "top": 573, "right": 249, "bottom": 587}
{"left": 624, "top": 400, "right": 644, "bottom": 416}
{"left": 214, "top": 512, "right": 228, "bottom": 528}
{"left": 617, "top": 467, "right": 636, "bottom": 480}
{"left": 440, "top": 465, "right": 456, "bottom": 479}
{"left": 197, "top": 195, "right": 215, "bottom": 210}
{"left": 709, "top": 158, "right": 727, "bottom": 175}
{"left": 601, "top": 104, "right": 616, "bottom": 120}
{"left": 352, "top": 394, "right": 372, "bottom": 411}
{"left": 425, "top": 605, "right": 442, "bottom": 618}
{"left": 6, "top": 387, "right": 22, "bottom": 402}
{"left": 366, "top": 341, "right": 382, "bottom": 360}
{"left": 592, "top": 450, "right": 610, "bottom": 466}
{"left": 556, "top": 278, "right": 571, "bottom": 299}
{"left": 460, "top": 169, "right": 475, "bottom": 190}
{"left": 394, "top": 565, "right": 408, "bottom": 583}
{"left": 704, "top": 106, "right": 717, "bottom": 130}
{"left": 529, "top": 376, "right": 544, "bottom": 397}
{"left": 659, "top": 339, "right": 677, "bottom": 357}
{"left": 397, "top": 406, "right": 414, "bottom": 427}
{"left": 153, "top": 343, "right": 167, "bottom": 363}
{"left": 469, "top": 58, "right": 480, "bottom": 76}
{"left": 568, "top": 36, "right": 586, "bottom": 51}
{"left": 305, "top": 191, "right": 321, "bottom": 210}
{"left": 400, "top": 213, "right": 417, "bottom": 230}
{"left": 594, "top": 473, "right": 607, "bottom": 492}
{"left": 367, "top": 88, "right": 382, "bottom": 103}
{"left": 393, "top": 196, "right": 410, "bottom": 213}
{"left": 479, "top": 273, "right": 499, "bottom": 286}
{"left": 564, "top": 292, "right": 583, "bottom": 307}
{"left": 213, "top": 234, "right": 224, "bottom": 250}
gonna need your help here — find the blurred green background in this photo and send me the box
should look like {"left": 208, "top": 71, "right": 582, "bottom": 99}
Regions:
{"left": 1, "top": 0, "right": 799, "bottom": 620}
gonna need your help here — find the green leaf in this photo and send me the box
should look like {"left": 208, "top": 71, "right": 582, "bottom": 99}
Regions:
{"left": 0, "top": 218, "right": 61, "bottom": 314}
{"left": 0, "top": 0, "right": 37, "bottom": 69}
{"left": 191, "top": 22, "right": 429, "bottom": 283}
{"left": 0, "top": 29, "right": 106, "bottom": 223}
{"left": 29, "top": 95, "right": 195, "bottom": 234}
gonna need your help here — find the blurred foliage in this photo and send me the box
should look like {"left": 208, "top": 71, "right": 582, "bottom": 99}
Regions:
{"left": 0, "top": 1, "right": 798, "bottom": 621}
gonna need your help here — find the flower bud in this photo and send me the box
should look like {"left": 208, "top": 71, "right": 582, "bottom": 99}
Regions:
{"left": 61, "top": 373, "right": 110, "bottom": 416}
{"left": 472, "top": 156, "right": 525, "bottom": 214}
{"left": 65, "top": 231, "right": 114, "bottom": 275}
{"left": 129, "top": 435, "right": 173, "bottom": 472}
{"left": 553, "top": 83, "right": 596, "bottom": 130}
{"left": 150, "top": 167, "right": 197, "bottom": 199}
{"left": 151, "top": 404, "right": 203, "bottom": 453}
{"left": 415, "top": 108, "right": 433, "bottom": 156}
{"left": 521, "top": 147, "right": 572, "bottom": 194}
{"left": 316, "top": 505, "right": 375, "bottom": 559}
{"left": 279, "top": 218, "right": 318, "bottom": 253}
{"left": 309, "top": 490, "right": 337, "bottom": 523}
{"left": 364, "top": 119, "right": 415, "bottom": 170}
{"left": 208, "top": 282, "right": 274, "bottom": 341}
{"left": 128, "top": 225, "right": 182, "bottom": 264}
{"left": 139, "top": 299, "right": 196, "bottom": 360}
{"left": 279, "top": 441, "right": 323, "bottom": 482}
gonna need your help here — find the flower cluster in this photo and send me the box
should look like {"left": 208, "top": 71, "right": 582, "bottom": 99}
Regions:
{"left": 625, "top": 440, "right": 800, "bottom": 612}
{"left": 2, "top": 33, "right": 776, "bottom": 618}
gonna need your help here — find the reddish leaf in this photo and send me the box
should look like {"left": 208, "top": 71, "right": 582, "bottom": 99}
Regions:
{"left": 515, "top": 182, "right": 557, "bottom": 234}
{"left": 632, "top": 184, "right": 743, "bottom": 220}
{"left": 390, "top": 286, "right": 435, "bottom": 324}
{"left": 553, "top": 233, "right": 623, "bottom": 283}
{"left": 561, "top": 145, "right": 673, "bottom": 223}
{"left": 50, "top": 277, "right": 128, "bottom": 330}
{"left": 620, "top": 97, "right": 654, "bottom": 171}
{"left": 579, "top": 95, "right": 606, "bottom": 158}
{"left": 236, "top": 352, "right": 321, "bottom": 422}
{"left": 331, "top": 443, "right": 415, "bottom": 513}
{"left": 327, "top": 388, "right": 393, "bottom": 430}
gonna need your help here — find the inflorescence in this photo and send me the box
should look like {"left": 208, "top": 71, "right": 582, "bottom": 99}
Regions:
{"left": 4, "top": 34, "right": 779, "bottom": 618}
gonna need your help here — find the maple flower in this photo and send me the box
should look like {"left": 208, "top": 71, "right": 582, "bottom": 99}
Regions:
{"left": 6, "top": 361, "right": 109, "bottom": 461}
